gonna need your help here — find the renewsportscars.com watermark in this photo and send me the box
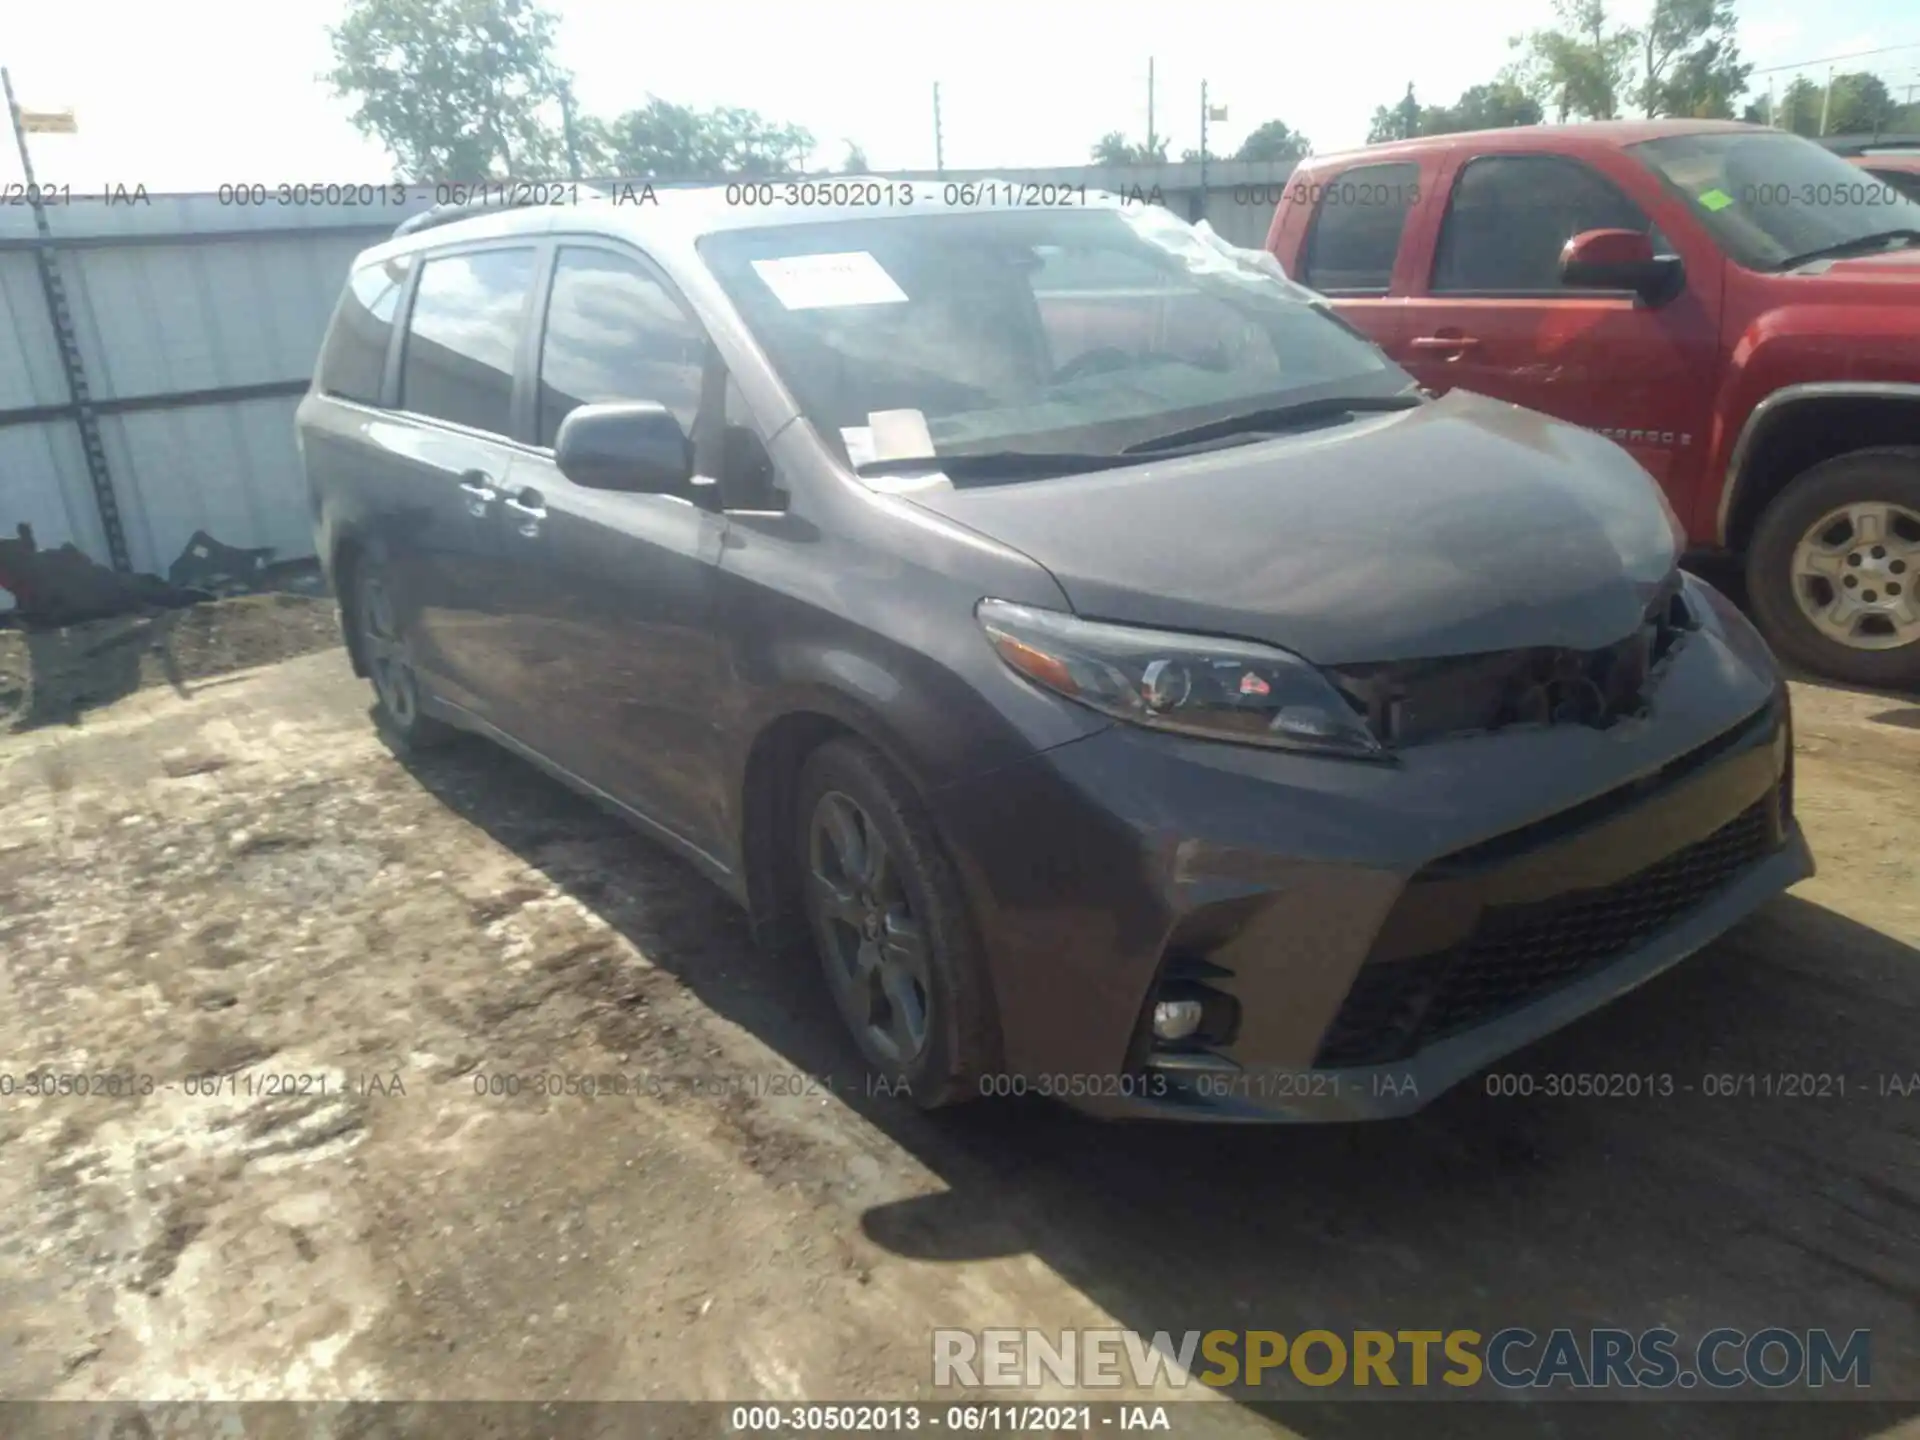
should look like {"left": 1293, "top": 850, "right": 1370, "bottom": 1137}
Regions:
{"left": 933, "top": 1328, "right": 1872, "bottom": 1393}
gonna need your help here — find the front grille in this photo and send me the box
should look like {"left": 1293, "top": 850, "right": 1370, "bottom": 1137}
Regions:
{"left": 1315, "top": 793, "right": 1780, "bottom": 1067}
{"left": 1329, "top": 581, "right": 1698, "bottom": 748}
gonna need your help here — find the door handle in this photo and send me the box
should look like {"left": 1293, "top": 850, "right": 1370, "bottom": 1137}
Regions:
{"left": 1409, "top": 334, "right": 1481, "bottom": 354}
{"left": 503, "top": 490, "right": 546, "bottom": 538}
{"left": 457, "top": 471, "right": 497, "bottom": 517}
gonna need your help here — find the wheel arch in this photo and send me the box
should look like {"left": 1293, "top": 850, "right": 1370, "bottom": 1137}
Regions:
{"left": 1718, "top": 383, "right": 1920, "bottom": 552}
{"left": 734, "top": 689, "right": 950, "bottom": 963}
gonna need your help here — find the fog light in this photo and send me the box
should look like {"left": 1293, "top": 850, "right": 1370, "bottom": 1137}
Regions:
{"left": 1152, "top": 998, "right": 1205, "bottom": 1042}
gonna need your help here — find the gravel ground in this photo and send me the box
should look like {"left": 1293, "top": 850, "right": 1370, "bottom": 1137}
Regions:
{"left": 0, "top": 603, "right": 1915, "bottom": 1440}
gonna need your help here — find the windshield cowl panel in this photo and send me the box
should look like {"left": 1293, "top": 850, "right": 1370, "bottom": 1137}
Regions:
{"left": 695, "top": 208, "right": 1410, "bottom": 475}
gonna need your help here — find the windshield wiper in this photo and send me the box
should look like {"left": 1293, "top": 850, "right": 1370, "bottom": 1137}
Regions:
{"left": 853, "top": 451, "right": 1133, "bottom": 480}
{"left": 1118, "top": 391, "right": 1425, "bottom": 456}
{"left": 1775, "top": 228, "right": 1920, "bottom": 270}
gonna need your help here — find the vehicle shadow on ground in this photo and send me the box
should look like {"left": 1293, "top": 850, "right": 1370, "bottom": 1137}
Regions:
{"left": 398, "top": 732, "right": 1918, "bottom": 1440}
{"left": 8, "top": 610, "right": 187, "bottom": 732}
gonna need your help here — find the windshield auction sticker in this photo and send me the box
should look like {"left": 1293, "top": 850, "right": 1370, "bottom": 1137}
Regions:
{"left": 751, "top": 252, "right": 909, "bottom": 310}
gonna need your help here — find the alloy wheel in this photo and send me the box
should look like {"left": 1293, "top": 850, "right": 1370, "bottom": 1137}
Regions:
{"left": 1789, "top": 501, "right": 1920, "bottom": 651}
{"left": 358, "top": 573, "right": 420, "bottom": 728}
{"left": 805, "top": 790, "right": 933, "bottom": 1066}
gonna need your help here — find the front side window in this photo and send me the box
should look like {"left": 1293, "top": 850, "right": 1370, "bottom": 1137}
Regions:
{"left": 319, "top": 256, "right": 410, "bottom": 405}
{"left": 1299, "top": 162, "right": 1422, "bottom": 294}
{"left": 1433, "top": 156, "right": 1655, "bottom": 293}
{"left": 1631, "top": 130, "right": 1920, "bottom": 269}
{"left": 695, "top": 206, "right": 1404, "bottom": 470}
{"left": 399, "top": 247, "right": 538, "bottom": 435}
{"left": 536, "top": 247, "right": 708, "bottom": 448}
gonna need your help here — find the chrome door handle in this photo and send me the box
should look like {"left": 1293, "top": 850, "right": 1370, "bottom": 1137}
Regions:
{"left": 1409, "top": 334, "right": 1481, "bottom": 354}
{"left": 457, "top": 473, "right": 497, "bottom": 517}
{"left": 504, "top": 494, "right": 546, "bottom": 537}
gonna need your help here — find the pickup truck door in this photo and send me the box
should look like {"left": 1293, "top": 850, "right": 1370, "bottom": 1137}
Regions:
{"left": 1282, "top": 158, "right": 1430, "bottom": 359}
{"left": 1387, "top": 149, "right": 1721, "bottom": 507}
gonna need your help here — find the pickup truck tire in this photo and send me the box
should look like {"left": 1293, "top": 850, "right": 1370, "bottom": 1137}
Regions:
{"left": 1746, "top": 447, "right": 1920, "bottom": 689}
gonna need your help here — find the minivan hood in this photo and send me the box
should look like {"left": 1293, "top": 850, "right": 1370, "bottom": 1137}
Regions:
{"left": 894, "top": 391, "right": 1683, "bottom": 665}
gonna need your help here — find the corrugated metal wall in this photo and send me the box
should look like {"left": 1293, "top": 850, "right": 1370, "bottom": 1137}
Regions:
{"left": 0, "top": 192, "right": 424, "bottom": 599}
{"left": 0, "top": 165, "right": 1290, "bottom": 604}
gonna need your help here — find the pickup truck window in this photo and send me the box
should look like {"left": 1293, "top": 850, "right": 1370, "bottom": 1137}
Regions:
{"left": 1631, "top": 130, "right": 1920, "bottom": 270}
{"left": 1433, "top": 156, "right": 1653, "bottom": 293}
{"left": 1299, "top": 162, "right": 1421, "bottom": 294}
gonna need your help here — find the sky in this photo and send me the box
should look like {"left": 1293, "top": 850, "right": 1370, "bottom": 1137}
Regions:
{"left": 3, "top": 0, "right": 1918, "bottom": 191}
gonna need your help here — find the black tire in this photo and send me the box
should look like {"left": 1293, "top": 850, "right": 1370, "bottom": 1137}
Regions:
{"left": 347, "top": 558, "right": 454, "bottom": 751}
{"left": 794, "top": 738, "right": 997, "bottom": 1109}
{"left": 1745, "top": 447, "right": 1920, "bottom": 690}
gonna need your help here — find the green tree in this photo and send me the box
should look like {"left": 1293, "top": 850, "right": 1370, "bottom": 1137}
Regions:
{"left": 1234, "top": 118, "right": 1312, "bottom": 163}
{"left": 1367, "top": 83, "right": 1423, "bottom": 143}
{"left": 1511, "top": 0, "right": 1638, "bottom": 121}
{"left": 1638, "top": 0, "right": 1749, "bottom": 117}
{"left": 1825, "top": 72, "right": 1898, "bottom": 134}
{"left": 1751, "top": 76, "right": 1831, "bottom": 135}
{"left": 1367, "top": 81, "right": 1540, "bottom": 142}
{"left": 601, "top": 98, "right": 814, "bottom": 178}
{"left": 327, "top": 0, "right": 571, "bottom": 181}
{"left": 1091, "top": 131, "right": 1170, "bottom": 164}
{"left": 1421, "top": 80, "right": 1544, "bottom": 134}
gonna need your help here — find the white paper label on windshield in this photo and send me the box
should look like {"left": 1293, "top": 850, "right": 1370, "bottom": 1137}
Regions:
{"left": 868, "top": 409, "right": 935, "bottom": 462}
{"left": 752, "top": 252, "right": 908, "bottom": 310}
{"left": 839, "top": 426, "right": 877, "bottom": 468}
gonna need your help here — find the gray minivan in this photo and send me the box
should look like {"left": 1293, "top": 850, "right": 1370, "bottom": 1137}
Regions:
{"left": 297, "top": 187, "right": 1810, "bottom": 1121}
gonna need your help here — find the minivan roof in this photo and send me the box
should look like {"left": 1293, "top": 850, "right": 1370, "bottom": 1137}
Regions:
{"left": 356, "top": 177, "right": 1143, "bottom": 269}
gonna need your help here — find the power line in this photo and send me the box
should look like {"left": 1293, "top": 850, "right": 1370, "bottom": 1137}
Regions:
{"left": 1751, "top": 42, "right": 1920, "bottom": 76}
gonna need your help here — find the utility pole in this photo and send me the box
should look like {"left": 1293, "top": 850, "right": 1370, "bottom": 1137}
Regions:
{"left": 1198, "top": 81, "right": 1209, "bottom": 223}
{"left": 1146, "top": 58, "right": 1156, "bottom": 157}
{"left": 1819, "top": 65, "right": 1834, "bottom": 135}
{"left": 559, "top": 80, "right": 582, "bottom": 182}
{"left": 933, "top": 82, "right": 944, "bottom": 174}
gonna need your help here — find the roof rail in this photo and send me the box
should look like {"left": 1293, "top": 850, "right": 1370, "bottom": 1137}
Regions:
{"left": 392, "top": 185, "right": 607, "bottom": 239}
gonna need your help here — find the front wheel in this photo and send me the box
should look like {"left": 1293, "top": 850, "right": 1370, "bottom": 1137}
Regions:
{"left": 794, "top": 739, "right": 997, "bottom": 1109}
{"left": 1745, "top": 448, "right": 1920, "bottom": 689}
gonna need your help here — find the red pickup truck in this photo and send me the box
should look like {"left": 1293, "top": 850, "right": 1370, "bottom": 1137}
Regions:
{"left": 1266, "top": 119, "right": 1920, "bottom": 688}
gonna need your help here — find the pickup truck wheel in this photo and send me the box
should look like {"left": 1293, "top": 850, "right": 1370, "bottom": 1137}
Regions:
{"left": 1746, "top": 448, "right": 1920, "bottom": 689}
{"left": 795, "top": 738, "right": 996, "bottom": 1109}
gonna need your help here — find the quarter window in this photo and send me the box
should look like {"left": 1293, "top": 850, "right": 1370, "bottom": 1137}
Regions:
{"left": 1432, "top": 156, "right": 1655, "bottom": 293}
{"left": 319, "top": 257, "right": 410, "bottom": 405}
{"left": 399, "top": 247, "right": 538, "bottom": 435}
{"left": 537, "top": 247, "right": 707, "bottom": 448}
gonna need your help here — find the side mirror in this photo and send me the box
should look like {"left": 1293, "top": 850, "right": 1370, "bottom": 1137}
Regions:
{"left": 553, "top": 401, "right": 694, "bottom": 496}
{"left": 1560, "top": 228, "right": 1684, "bottom": 304}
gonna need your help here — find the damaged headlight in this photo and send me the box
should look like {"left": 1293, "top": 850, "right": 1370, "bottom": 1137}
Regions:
{"left": 977, "top": 599, "right": 1385, "bottom": 759}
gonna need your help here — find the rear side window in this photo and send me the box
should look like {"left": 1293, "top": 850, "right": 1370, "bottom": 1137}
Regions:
{"left": 1299, "top": 162, "right": 1422, "bottom": 294}
{"left": 400, "top": 247, "right": 539, "bottom": 435}
{"left": 319, "top": 257, "right": 410, "bottom": 405}
{"left": 1433, "top": 155, "right": 1653, "bottom": 293}
{"left": 536, "top": 247, "right": 707, "bottom": 448}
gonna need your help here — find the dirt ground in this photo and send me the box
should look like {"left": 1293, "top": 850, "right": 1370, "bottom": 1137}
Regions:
{"left": 0, "top": 598, "right": 1917, "bottom": 1439}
